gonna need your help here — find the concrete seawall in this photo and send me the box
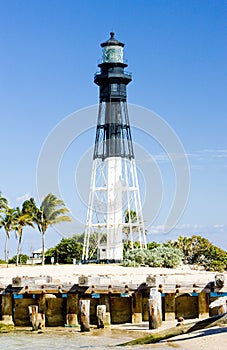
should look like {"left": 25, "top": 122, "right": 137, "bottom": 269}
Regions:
{"left": 0, "top": 264, "right": 226, "bottom": 328}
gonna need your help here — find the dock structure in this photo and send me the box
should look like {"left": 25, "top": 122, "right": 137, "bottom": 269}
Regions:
{"left": 0, "top": 270, "right": 226, "bottom": 328}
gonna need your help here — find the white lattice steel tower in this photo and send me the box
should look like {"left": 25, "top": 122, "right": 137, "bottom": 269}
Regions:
{"left": 83, "top": 32, "right": 146, "bottom": 262}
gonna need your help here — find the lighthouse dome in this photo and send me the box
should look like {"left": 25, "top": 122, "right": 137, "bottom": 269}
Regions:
{"left": 101, "top": 32, "right": 124, "bottom": 63}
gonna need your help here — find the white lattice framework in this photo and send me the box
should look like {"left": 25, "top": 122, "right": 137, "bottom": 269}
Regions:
{"left": 82, "top": 102, "right": 146, "bottom": 262}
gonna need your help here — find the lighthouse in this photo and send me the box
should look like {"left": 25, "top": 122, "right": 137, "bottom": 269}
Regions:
{"left": 83, "top": 32, "right": 146, "bottom": 262}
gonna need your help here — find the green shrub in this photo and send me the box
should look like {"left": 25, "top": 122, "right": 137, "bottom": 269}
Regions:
{"left": 165, "top": 235, "right": 227, "bottom": 271}
{"left": 208, "top": 260, "right": 226, "bottom": 272}
{"left": 123, "top": 246, "right": 183, "bottom": 268}
{"left": 147, "top": 242, "right": 160, "bottom": 250}
{"left": 121, "top": 259, "right": 140, "bottom": 267}
{"left": 45, "top": 237, "right": 83, "bottom": 264}
{"left": 8, "top": 254, "right": 29, "bottom": 264}
{"left": 148, "top": 246, "right": 183, "bottom": 268}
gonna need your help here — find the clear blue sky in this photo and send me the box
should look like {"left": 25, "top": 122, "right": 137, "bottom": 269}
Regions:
{"left": 0, "top": 0, "right": 226, "bottom": 257}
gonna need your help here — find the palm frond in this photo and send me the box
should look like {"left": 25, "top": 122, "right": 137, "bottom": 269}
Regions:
{"left": 48, "top": 208, "right": 70, "bottom": 221}
{"left": 0, "top": 192, "right": 8, "bottom": 210}
{"left": 50, "top": 215, "right": 72, "bottom": 225}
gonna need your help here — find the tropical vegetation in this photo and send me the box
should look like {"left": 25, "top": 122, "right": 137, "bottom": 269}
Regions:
{"left": 0, "top": 192, "right": 71, "bottom": 265}
{"left": 164, "top": 235, "right": 227, "bottom": 272}
{"left": 8, "top": 254, "right": 29, "bottom": 265}
{"left": 0, "top": 191, "right": 227, "bottom": 272}
{"left": 45, "top": 236, "right": 83, "bottom": 264}
{"left": 122, "top": 236, "right": 227, "bottom": 271}
{"left": 22, "top": 194, "right": 72, "bottom": 265}
{"left": 123, "top": 245, "right": 183, "bottom": 268}
{"left": 0, "top": 207, "right": 17, "bottom": 264}
{"left": 14, "top": 206, "right": 34, "bottom": 266}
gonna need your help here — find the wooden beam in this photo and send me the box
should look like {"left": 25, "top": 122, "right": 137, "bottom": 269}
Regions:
{"left": 118, "top": 312, "right": 227, "bottom": 346}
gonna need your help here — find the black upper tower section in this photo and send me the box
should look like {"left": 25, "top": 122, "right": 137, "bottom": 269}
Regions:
{"left": 93, "top": 33, "right": 134, "bottom": 160}
{"left": 94, "top": 32, "right": 132, "bottom": 101}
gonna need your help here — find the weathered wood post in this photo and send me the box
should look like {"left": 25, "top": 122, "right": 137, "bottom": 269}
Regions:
{"left": 132, "top": 292, "right": 143, "bottom": 323}
{"left": 217, "top": 303, "right": 227, "bottom": 314}
{"left": 28, "top": 305, "right": 45, "bottom": 331}
{"left": 2, "top": 294, "right": 14, "bottom": 325}
{"left": 215, "top": 274, "right": 225, "bottom": 288}
{"left": 79, "top": 300, "right": 90, "bottom": 332}
{"left": 210, "top": 296, "right": 227, "bottom": 315}
{"left": 97, "top": 305, "right": 106, "bottom": 328}
{"left": 100, "top": 294, "right": 111, "bottom": 326}
{"left": 198, "top": 292, "right": 209, "bottom": 318}
{"left": 66, "top": 294, "right": 79, "bottom": 327}
{"left": 38, "top": 294, "right": 47, "bottom": 315}
{"left": 148, "top": 288, "right": 162, "bottom": 329}
{"left": 1, "top": 293, "right": 14, "bottom": 325}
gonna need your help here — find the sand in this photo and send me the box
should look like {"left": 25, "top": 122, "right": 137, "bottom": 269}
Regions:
{"left": 0, "top": 263, "right": 223, "bottom": 286}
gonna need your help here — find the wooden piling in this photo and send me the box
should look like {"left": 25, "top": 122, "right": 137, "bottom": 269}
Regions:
{"left": 100, "top": 294, "right": 111, "bottom": 325}
{"left": 132, "top": 292, "right": 142, "bottom": 323}
{"left": 38, "top": 294, "right": 47, "bottom": 314}
{"left": 148, "top": 289, "right": 162, "bottom": 329}
{"left": 1, "top": 294, "right": 13, "bottom": 325}
{"left": 217, "top": 304, "right": 227, "bottom": 314}
{"left": 28, "top": 305, "right": 45, "bottom": 331}
{"left": 198, "top": 292, "right": 209, "bottom": 318}
{"left": 97, "top": 305, "right": 106, "bottom": 328}
{"left": 215, "top": 274, "right": 225, "bottom": 288}
{"left": 79, "top": 300, "right": 90, "bottom": 332}
{"left": 66, "top": 294, "right": 78, "bottom": 327}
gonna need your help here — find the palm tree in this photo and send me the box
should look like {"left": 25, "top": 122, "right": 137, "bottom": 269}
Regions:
{"left": 0, "top": 192, "right": 8, "bottom": 214}
{"left": 0, "top": 193, "right": 8, "bottom": 250}
{"left": 14, "top": 206, "right": 34, "bottom": 266}
{"left": 0, "top": 207, "right": 17, "bottom": 263}
{"left": 175, "top": 236, "right": 194, "bottom": 264}
{"left": 23, "top": 194, "right": 72, "bottom": 265}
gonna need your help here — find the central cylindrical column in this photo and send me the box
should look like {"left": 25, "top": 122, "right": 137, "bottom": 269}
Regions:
{"left": 106, "top": 157, "right": 123, "bottom": 261}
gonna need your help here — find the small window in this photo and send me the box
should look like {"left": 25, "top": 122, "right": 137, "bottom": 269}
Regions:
{"left": 111, "top": 84, "right": 118, "bottom": 92}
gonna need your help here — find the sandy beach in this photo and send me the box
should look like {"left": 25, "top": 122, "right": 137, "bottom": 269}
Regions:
{"left": 0, "top": 264, "right": 226, "bottom": 349}
{"left": 0, "top": 263, "right": 223, "bottom": 286}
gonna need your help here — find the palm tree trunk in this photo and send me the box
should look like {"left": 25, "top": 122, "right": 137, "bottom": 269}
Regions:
{"left": 16, "top": 234, "right": 22, "bottom": 266}
{"left": 42, "top": 231, "right": 45, "bottom": 265}
{"left": 4, "top": 233, "right": 9, "bottom": 264}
